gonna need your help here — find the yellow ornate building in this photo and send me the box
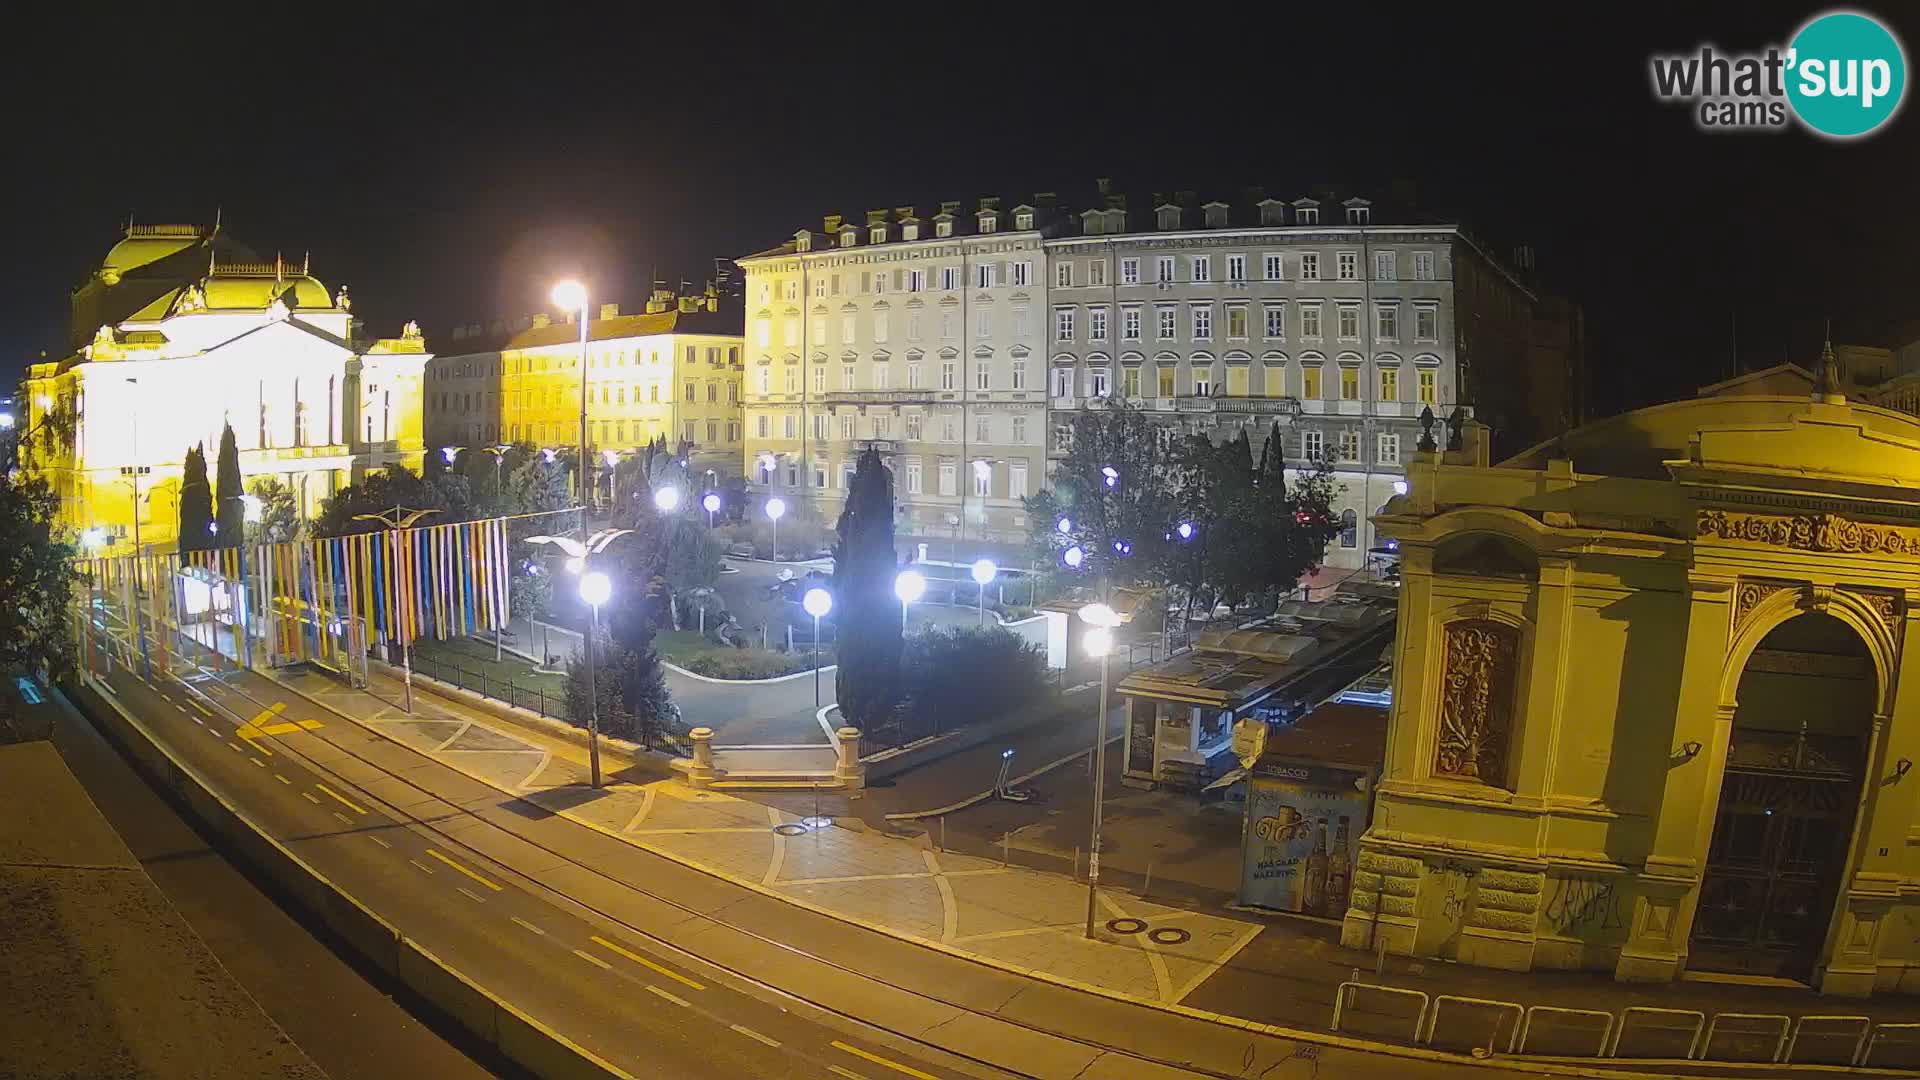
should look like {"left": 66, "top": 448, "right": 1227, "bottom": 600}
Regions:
{"left": 1349, "top": 349, "right": 1920, "bottom": 996}
{"left": 27, "top": 223, "right": 428, "bottom": 549}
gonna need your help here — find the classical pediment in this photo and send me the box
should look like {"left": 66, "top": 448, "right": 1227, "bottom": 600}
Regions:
{"left": 1669, "top": 403, "right": 1920, "bottom": 503}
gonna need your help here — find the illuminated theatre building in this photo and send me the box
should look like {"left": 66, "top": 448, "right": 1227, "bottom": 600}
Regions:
{"left": 27, "top": 223, "right": 429, "bottom": 550}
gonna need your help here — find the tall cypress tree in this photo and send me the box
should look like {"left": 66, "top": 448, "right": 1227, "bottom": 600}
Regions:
{"left": 177, "top": 443, "right": 213, "bottom": 551}
{"left": 213, "top": 423, "right": 244, "bottom": 548}
{"left": 832, "top": 447, "right": 900, "bottom": 728}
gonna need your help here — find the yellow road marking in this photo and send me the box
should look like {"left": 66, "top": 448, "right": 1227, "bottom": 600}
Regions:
{"left": 250, "top": 758, "right": 266, "bottom": 768}
{"left": 831, "top": 1042, "right": 938, "bottom": 1080}
{"left": 274, "top": 774, "right": 292, "bottom": 785}
{"left": 234, "top": 703, "right": 286, "bottom": 756}
{"left": 645, "top": 985, "right": 689, "bottom": 1007}
{"left": 510, "top": 916, "right": 546, "bottom": 936}
{"left": 257, "top": 719, "right": 323, "bottom": 736}
{"left": 590, "top": 935, "right": 705, "bottom": 990}
{"left": 572, "top": 949, "right": 613, "bottom": 970}
{"left": 314, "top": 783, "right": 367, "bottom": 815}
{"left": 827, "top": 1067, "right": 870, "bottom": 1080}
{"left": 426, "top": 848, "right": 502, "bottom": 891}
{"left": 190, "top": 699, "right": 213, "bottom": 717}
{"left": 301, "top": 792, "right": 322, "bottom": 805}
{"left": 730, "top": 1024, "right": 780, "bottom": 1048}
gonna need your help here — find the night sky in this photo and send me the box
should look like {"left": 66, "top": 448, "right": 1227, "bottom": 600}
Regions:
{"left": 6, "top": 3, "right": 1915, "bottom": 417}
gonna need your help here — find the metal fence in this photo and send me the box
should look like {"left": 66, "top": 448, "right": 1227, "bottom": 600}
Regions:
{"left": 408, "top": 650, "right": 691, "bottom": 756}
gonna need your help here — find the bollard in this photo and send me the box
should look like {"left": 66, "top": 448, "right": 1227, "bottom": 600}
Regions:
{"left": 834, "top": 726, "right": 864, "bottom": 790}
{"left": 687, "top": 727, "right": 718, "bottom": 788}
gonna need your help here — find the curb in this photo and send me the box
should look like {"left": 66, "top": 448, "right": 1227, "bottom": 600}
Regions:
{"left": 662, "top": 659, "right": 837, "bottom": 685}
{"left": 882, "top": 731, "right": 1125, "bottom": 821}
{"left": 72, "top": 673, "right": 635, "bottom": 1080}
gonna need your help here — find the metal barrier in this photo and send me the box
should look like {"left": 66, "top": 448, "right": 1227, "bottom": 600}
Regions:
{"left": 1421, "top": 995, "right": 1522, "bottom": 1056}
{"left": 1331, "top": 981, "right": 1429, "bottom": 1045}
{"left": 1784, "top": 1015, "right": 1870, "bottom": 1067}
{"left": 1701, "top": 1012, "right": 1790, "bottom": 1063}
{"left": 1862, "top": 1022, "right": 1920, "bottom": 1069}
{"left": 1608, "top": 1006, "right": 1706, "bottom": 1060}
{"left": 1517, "top": 1005, "right": 1613, "bottom": 1058}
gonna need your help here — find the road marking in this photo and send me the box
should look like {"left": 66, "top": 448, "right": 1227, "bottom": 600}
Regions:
{"left": 510, "top": 916, "right": 546, "bottom": 936}
{"left": 426, "top": 848, "right": 503, "bottom": 891}
{"left": 589, "top": 935, "right": 705, "bottom": 990}
{"left": 831, "top": 1042, "right": 938, "bottom": 1080}
{"left": 644, "top": 985, "right": 689, "bottom": 1007}
{"left": 573, "top": 948, "right": 613, "bottom": 970}
{"left": 173, "top": 703, "right": 187, "bottom": 713}
{"left": 191, "top": 717, "right": 203, "bottom": 726}
{"left": 409, "top": 859, "right": 435, "bottom": 875}
{"left": 368, "top": 835, "right": 391, "bottom": 849}
{"left": 190, "top": 699, "right": 213, "bottom": 717}
{"left": 225, "top": 741, "right": 244, "bottom": 753}
{"left": 455, "top": 886, "right": 487, "bottom": 904}
{"left": 301, "top": 792, "right": 322, "bottom": 805}
{"left": 250, "top": 758, "right": 266, "bottom": 768}
{"left": 828, "top": 1067, "right": 871, "bottom": 1080}
{"left": 314, "top": 783, "right": 367, "bottom": 815}
{"left": 274, "top": 774, "right": 292, "bottom": 785}
{"left": 331, "top": 811, "right": 354, "bottom": 826}
{"left": 729, "top": 1024, "right": 780, "bottom": 1048}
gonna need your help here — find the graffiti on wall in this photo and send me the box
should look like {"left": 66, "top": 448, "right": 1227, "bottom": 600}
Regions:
{"left": 1543, "top": 875, "right": 1628, "bottom": 937}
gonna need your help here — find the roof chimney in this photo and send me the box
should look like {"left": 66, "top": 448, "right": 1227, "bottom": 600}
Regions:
{"left": 1095, "top": 177, "right": 1112, "bottom": 196}
{"left": 531, "top": 313, "right": 552, "bottom": 330}
{"left": 823, "top": 213, "right": 843, "bottom": 233}
{"left": 939, "top": 200, "right": 962, "bottom": 216}
{"left": 598, "top": 302, "right": 620, "bottom": 319}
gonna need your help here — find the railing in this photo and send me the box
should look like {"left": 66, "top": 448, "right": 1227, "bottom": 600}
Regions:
{"left": 410, "top": 650, "right": 691, "bottom": 756}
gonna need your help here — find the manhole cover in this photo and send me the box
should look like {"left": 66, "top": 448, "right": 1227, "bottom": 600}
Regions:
{"left": 1148, "top": 927, "right": 1191, "bottom": 946}
{"left": 772, "top": 823, "right": 808, "bottom": 836}
{"left": 1105, "top": 917, "right": 1147, "bottom": 935}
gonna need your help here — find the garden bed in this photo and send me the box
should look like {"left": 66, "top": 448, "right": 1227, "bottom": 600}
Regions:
{"left": 655, "top": 629, "right": 834, "bottom": 680}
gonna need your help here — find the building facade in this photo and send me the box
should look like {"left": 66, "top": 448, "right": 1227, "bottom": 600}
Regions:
{"left": 27, "top": 223, "right": 428, "bottom": 550}
{"left": 739, "top": 185, "right": 1576, "bottom": 569}
{"left": 1349, "top": 359, "right": 1920, "bottom": 996}
{"left": 425, "top": 283, "right": 744, "bottom": 478}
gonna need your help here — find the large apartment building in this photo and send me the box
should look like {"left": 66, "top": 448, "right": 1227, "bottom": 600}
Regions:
{"left": 738, "top": 183, "right": 1582, "bottom": 568}
{"left": 425, "top": 282, "right": 745, "bottom": 478}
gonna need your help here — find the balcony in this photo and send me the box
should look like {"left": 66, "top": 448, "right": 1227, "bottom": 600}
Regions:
{"left": 821, "top": 390, "right": 935, "bottom": 406}
{"left": 1171, "top": 394, "right": 1304, "bottom": 416}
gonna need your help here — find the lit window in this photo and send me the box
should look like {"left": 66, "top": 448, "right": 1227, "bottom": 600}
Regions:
{"left": 1340, "top": 367, "right": 1360, "bottom": 401}
{"left": 1226, "top": 306, "right": 1248, "bottom": 339}
{"left": 1380, "top": 368, "right": 1399, "bottom": 401}
{"left": 1377, "top": 432, "right": 1400, "bottom": 464}
{"left": 1419, "top": 369, "right": 1437, "bottom": 405}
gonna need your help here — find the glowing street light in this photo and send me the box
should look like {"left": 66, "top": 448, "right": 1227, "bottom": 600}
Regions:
{"left": 654, "top": 485, "right": 681, "bottom": 513}
{"left": 239, "top": 493, "right": 263, "bottom": 523}
{"left": 701, "top": 491, "right": 721, "bottom": 528}
{"left": 1176, "top": 521, "right": 1195, "bottom": 541}
{"left": 765, "top": 496, "right": 786, "bottom": 561}
{"left": 440, "top": 446, "right": 457, "bottom": 464}
{"left": 1057, "top": 516, "right": 1073, "bottom": 535}
{"left": 525, "top": 528, "right": 632, "bottom": 788}
{"left": 894, "top": 568, "right": 925, "bottom": 632}
{"left": 1392, "top": 479, "right": 1409, "bottom": 496}
{"left": 551, "top": 279, "right": 591, "bottom": 508}
{"left": 579, "top": 569, "right": 612, "bottom": 608}
{"left": 802, "top": 586, "right": 833, "bottom": 708}
{"left": 1101, "top": 465, "right": 1119, "bottom": 489}
{"left": 1062, "top": 545, "right": 1085, "bottom": 569}
{"left": 1077, "top": 599, "right": 1121, "bottom": 938}
{"left": 81, "top": 527, "right": 107, "bottom": 550}
{"left": 971, "top": 558, "right": 998, "bottom": 625}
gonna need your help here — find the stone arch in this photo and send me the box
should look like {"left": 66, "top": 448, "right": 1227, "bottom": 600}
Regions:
{"left": 1719, "top": 584, "right": 1896, "bottom": 717}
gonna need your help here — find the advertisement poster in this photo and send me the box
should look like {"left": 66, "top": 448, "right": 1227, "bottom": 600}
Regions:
{"left": 1240, "top": 763, "right": 1371, "bottom": 917}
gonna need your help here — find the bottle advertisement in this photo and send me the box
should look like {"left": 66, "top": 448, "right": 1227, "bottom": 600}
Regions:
{"left": 1240, "top": 762, "right": 1370, "bottom": 917}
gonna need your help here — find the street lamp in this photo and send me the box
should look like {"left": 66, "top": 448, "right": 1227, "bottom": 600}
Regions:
{"left": 701, "top": 491, "right": 721, "bottom": 528}
{"left": 765, "top": 496, "right": 786, "bottom": 561}
{"left": 602, "top": 449, "right": 621, "bottom": 509}
{"left": 1062, "top": 545, "right": 1085, "bottom": 569}
{"left": 802, "top": 586, "right": 832, "bottom": 708}
{"left": 1057, "top": 516, "right": 1073, "bottom": 535}
{"left": 1078, "top": 601, "right": 1120, "bottom": 938}
{"left": 654, "top": 485, "right": 681, "bottom": 513}
{"left": 551, "top": 279, "right": 591, "bottom": 510}
{"left": 441, "top": 446, "right": 457, "bottom": 465}
{"left": 1101, "top": 465, "right": 1119, "bottom": 489}
{"left": 81, "top": 527, "right": 107, "bottom": 550}
{"left": 971, "top": 558, "right": 997, "bottom": 625}
{"left": 894, "top": 568, "right": 925, "bottom": 632}
{"left": 525, "top": 528, "right": 632, "bottom": 787}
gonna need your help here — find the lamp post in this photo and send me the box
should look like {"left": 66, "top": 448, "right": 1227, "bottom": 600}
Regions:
{"left": 351, "top": 506, "right": 440, "bottom": 713}
{"left": 701, "top": 491, "right": 721, "bottom": 529}
{"left": 765, "top": 496, "right": 786, "bottom": 561}
{"left": 1078, "top": 601, "right": 1119, "bottom": 938}
{"left": 802, "top": 587, "right": 832, "bottom": 708}
{"left": 653, "top": 485, "right": 681, "bottom": 513}
{"left": 118, "top": 375, "right": 154, "bottom": 678}
{"left": 893, "top": 569, "right": 925, "bottom": 633}
{"left": 552, "top": 280, "right": 591, "bottom": 511}
{"left": 603, "top": 449, "right": 622, "bottom": 509}
{"left": 482, "top": 443, "right": 510, "bottom": 505}
{"left": 970, "top": 558, "right": 997, "bottom": 626}
{"left": 524, "top": 528, "right": 633, "bottom": 788}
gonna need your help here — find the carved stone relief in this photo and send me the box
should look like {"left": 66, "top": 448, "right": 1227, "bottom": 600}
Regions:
{"left": 1699, "top": 509, "right": 1920, "bottom": 555}
{"left": 1435, "top": 620, "right": 1519, "bottom": 784}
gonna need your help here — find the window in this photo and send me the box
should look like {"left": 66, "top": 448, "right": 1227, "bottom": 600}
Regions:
{"left": 1415, "top": 305, "right": 1439, "bottom": 342}
{"left": 1340, "top": 367, "right": 1360, "bottom": 400}
{"left": 1414, "top": 251, "right": 1436, "bottom": 281}
{"left": 1122, "top": 307, "right": 1141, "bottom": 341}
{"left": 811, "top": 367, "right": 825, "bottom": 394}
{"left": 1419, "top": 369, "right": 1437, "bottom": 405}
{"left": 1089, "top": 307, "right": 1108, "bottom": 341}
{"left": 1264, "top": 304, "right": 1286, "bottom": 340}
{"left": 1374, "top": 251, "right": 1395, "bottom": 281}
{"left": 940, "top": 312, "right": 956, "bottom": 340}
{"left": 1011, "top": 415, "right": 1026, "bottom": 444}
{"left": 908, "top": 269, "right": 925, "bottom": 292}
{"left": 941, "top": 361, "right": 956, "bottom": 390}
{"left": 728, "top": 421, "right": 740, "bottom": 441}
{"left": 730, "top": 382, "right": 739, "bottom": 402}
{"left": 1090, "top": 367, "right": 1110, "bottom": 397}
{"left": 1337, "top": 305, "right": 1360, "bottom": 340}
{"left": 936, "top": 218, "right": 953, "bottom": 238}
{"left": 1301, "top": 304, "right": 1322, "bottom": 339}
{"left": 843, "top": 364, "right": 856, "bottom": 390}
{"left": 907, "top": 313, "right": 922, "bottom": 341}
{"left": 1227, "top": 306, "right": 1248, "bottom": 339}
{"left": 1189, "top": 256, "right": 1211, "bottom": 283}
{"left": 972, "top": 462, "right": 991, "bottom": 497}
{"left": 686, "top": 380, "right": 698, "bottom": 401}
{"left": 874, "top": 413, "right": 891, "bottom": 438}
{"left": 1227, "top": 254, "right": 1246, "bottom": 282}
{"left": 1338, "top": 429, "right": 1360, "bottom": 461}
{"left": 941, "top": 266, "right": 959, "bottom": 290}
{"left": 906, "top": 459, "right": 923, "bottom": 493}
{"left": 975, "top": 263, "right": 995, "bottom": 289}
{"left": 873, "top": 362, "right": 889, "bottom": 390}
{"left": 814, "top": 462, "right": 828, "bottom": 488}
{"left": 1055, "top": 262, "right": 1073, "bottom": 287}
{"left": 1377, "top": 432, "right": 1400, "bottom": 464}
{"left": 1192, "top": 369, "right": 1211, "bottom": 396}
{"left": 813, "top": 413, "right": 829, "bottom": 440}
{"left": 783, "top": 280, "right": 800, "bottom": 302}
{"left": 976, "top": 363, "right": 991, "bottom": 390}
{"left": 1122, "top": 366, "right": 1141, "bottom": 397}
{"left": 870, "top": 225, "right": 886, "bottom": 244}
{"left": 908, "top": 361, "right": 924, "bottom": 388}
{"left": 757, "top": 415, "right": 770, "bottom": 438}
{"left": 1157, "top": 366, "right": 1176, "bottom": 397}
{"left": 708, "top": 382, "right": 719, "bottom": 402}
{"left": 704, "top": 419, "right": 717, "bottom": 443}
{"left": 1298, "top": 206, "right": 1320, "bottom": 225}
{"left": 1191, "top": 305, "right": 1212, "bottom": 340}
{"left": 1302, "top": 429, "right": 1324, "bottom": 460}
{"left": 1339, "top": 508, "right": 1357, "bottom": 548}
{"left": 1010, "top": 462, "right": 1028, "bottom": 498}
{"left": 980, "top": 215, "right": 998, "bottom": 235}
{"left": 1227, "top": 365, "right": 1248, "bottom": 396}
{"left": 1263, "top": 253, "right": 1284, "bottom": 281}
{"left": 1011, "top": 261, "right": 1031, "bottom": 287}
{"left": 1300, "top": 252, "right": 1320, "bottom": 280}
{"left": 977, "top": 310, "right": 993, "bottom": 337}
{"left": 906, "top": 413, "right": 923, "bottom": 440}
{"left": 1157, "top": 306, "right": 1177, "bottom": 339}
{"left": 1303, "top": 365, "right": 1322, "bottom": 398}
{"left": 874, "top": 313, "right": 890, "bottom": 343}
{"left": 1010, "top": 308, "right": 1025, "bottom": 337}
{"left": 1011, "top": 357, "right": 1027, "bottom": 389}
{"left": 1155, "top": 256, "right": 1175, "bottom": 283}
{"left": 783, "top": 414, "right": 797, "bottom": 439}
{"left": 1380, "top": 367, "right": 1399, "bottom": 401}
{"left": 975, "top": 415, "right": 990, "bottom": 443}
{"left": 1055, "top": 308, "right": 1075, "bottom": 342}
{"left": 1337, "top": 252, "right": 1358, "bottom": 280}
{"left": 783, "top": 317, "right": 800, "bottom": 346}
{"left": 1376, "top": 304, "right": 1399, "bottom": 341}
{"left": 1120, "top": 257, "right": 1140, "bottom": 285}
{"left": 939, "top": 462, "right": 957, "bottom": 495}
{"left": 755, "top": 320, "right": 771, "bottom": 348}
{"left": 838, "top": 462, "right": 855, "bottom": 490}
{"left": 1088, "top": 259, "right": 1106, "bottom": 287}
{"left": 1050, "top": 367, "right": 1072, "bottom": 399}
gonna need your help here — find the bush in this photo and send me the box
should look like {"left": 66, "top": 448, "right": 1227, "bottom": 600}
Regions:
{"left": 899, "top": 626, "right": 1049, "bottom": 735}
{"left": 675, "top": 651, "right": 815, "bottom": 679}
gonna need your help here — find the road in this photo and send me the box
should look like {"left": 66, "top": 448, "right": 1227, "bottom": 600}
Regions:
{"left": 76, "top": 617, "right": 992, "bottom": 1080}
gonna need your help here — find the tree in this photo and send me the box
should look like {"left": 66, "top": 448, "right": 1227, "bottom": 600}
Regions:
{"left": 0, "top": 470, "right": 78, "bottom": 684}
{"left": 499, "top": 444, "right": 573, "bottom": 619}
{"left": 214, "top": 423, "right": 244, "bottom": 548}
{"left": 311, "top": 464, "right": 455, "bottom": 537}
{"left": 1024, "top": 400, "right": 1180, "bottom": 586}
{"left": 177, "top": 443, "right": 214, "bottom": 551}
{"left": 898, "top": 626, "right": 1047, "bottom": 737}
{"left": 563, "top": 488, "right": 679, "bottom": 748}
{"left": 244, "top": 477, "right": 301, "bottom": 545}
{"left": 831, "top": 447, "right": 901, "bottom": 728}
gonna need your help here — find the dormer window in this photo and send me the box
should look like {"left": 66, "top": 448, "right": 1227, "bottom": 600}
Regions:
{"left": 871, "top": 225, "right": 888, "bottom": 244}
{"left": 1296, "top": 204, "right": 1320, "bottom": 225}
{"left": 1347, "top": 206, "right": 1371, "bottom": 225}
{"left": 935, "top": 218, "right": 953, "bottom": 238}
{"left": 1156, "top": 206, "right": 1181, "bottom": 230}
{"left": 839, "top": 228, "right": 858, "bottom": 248}
{"left": 1203, "top": 203, "right": 1229, "bottom": 228}
{"left": 1015, "top": 211, "right": 1034, "bottom": 230}
{"left": 978, "top": 214, "right": 998, "bottom": 234}
{"left": 1259, "top": 201, "right": 1286, "bottom": 226}
{"left": 795, "top": 232, "right": 812, "bottom": 252}
{"left": 903, "top": 223, "right": 920, "bottom": 241}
